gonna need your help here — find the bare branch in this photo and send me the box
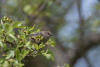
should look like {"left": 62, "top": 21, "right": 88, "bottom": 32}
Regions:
{"left": 84, "top": 55, "right": 93, "bottom": 67}
{"left": 69, "top": 32, "right": 100, "bottom": 67}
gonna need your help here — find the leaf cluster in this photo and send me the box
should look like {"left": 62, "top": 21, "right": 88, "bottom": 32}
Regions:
{"left": 0, "top": 16, "right": 55, "bottom": 67}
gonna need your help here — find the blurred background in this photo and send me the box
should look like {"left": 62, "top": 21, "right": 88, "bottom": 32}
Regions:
{"left": 0, "top": 0, "right": 100, "bottom": 67}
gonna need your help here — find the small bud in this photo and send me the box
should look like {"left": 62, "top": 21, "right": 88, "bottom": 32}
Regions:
{"left": 8, "top": 59, "right": 14, "bottom": 62}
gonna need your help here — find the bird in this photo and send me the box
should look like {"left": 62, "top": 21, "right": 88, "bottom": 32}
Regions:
{"left": 29, "top": 31, "right": 53, "bottom": 45}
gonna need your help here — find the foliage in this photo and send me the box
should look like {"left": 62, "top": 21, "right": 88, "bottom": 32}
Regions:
{"left": 57, "top": 64, "right": 70, "bottom": 67}
{"left": 2, "top": 0, "right": 56, "bottom": 19}
{"left": 0, "top": 16, "right": 55, "bottom": 67}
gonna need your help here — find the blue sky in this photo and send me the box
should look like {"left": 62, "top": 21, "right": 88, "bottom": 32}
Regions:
{"left": 58, "top": 0, "right": 98, "bottom": 43}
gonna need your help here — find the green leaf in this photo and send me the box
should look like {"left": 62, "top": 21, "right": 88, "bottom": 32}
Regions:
{"left": 13, "top": 22, "right": 22, "bottom": 28}
{"left": 0, "top": 41, "right": 3, "bottom": 47}
{"left": 6, "top": 50, "right": 15, "bottom": 59}
{"left": 0, "top": 58, "right": 4, "bottom": 64}
{"left": 29, "top": 26, "right": 35, "bottom": 31}
{"left": 21, "top": 49, "right": 29, "bottom": 59}
{"left": 64, "top": 64, "right": 70, "bottom": 67}
{"left": 15, "top": 49, "right": 20, "bottom": 61}
{"left": 38, "top": 43, "right": 45, "bottom": 49}
{"left": 34, "top": 44, "right": 39, "bottom": 50}
{"left": 8, "top": 33, "right": 17, "bottom": 41}
{"left": 2, "top": 61, "right": 10, "bottom": 67}
{"left": 24, "top": 5, "right": 33, "bottom": 15}
{"left": 42, "top": 50, "right": 54, "bottom": 61}
{"left": 47, "top": 38, "right": 56, "bottom": 47}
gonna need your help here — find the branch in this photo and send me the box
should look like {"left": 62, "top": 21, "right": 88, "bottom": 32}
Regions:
{"left": 24, "top": 0, "right": 49, "bottom": 24}
{"left": 69, "top": 33, "right": 100, "bottom": 67}
{"left": 37, "top": 0, "right": 48, "bottom": 12}
{"left": 55, "top": 0, "right": 75, "bottom": 17}
{"left": 76, "top": 0, "right": 85, "bottom": 43}
{"left": 84, "top": 55, "right": 93, "bottom": 67}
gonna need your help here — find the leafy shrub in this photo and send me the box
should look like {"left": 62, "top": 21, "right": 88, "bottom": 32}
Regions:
{"left": 0, "top": 16, "right": 55, "bottom": 67}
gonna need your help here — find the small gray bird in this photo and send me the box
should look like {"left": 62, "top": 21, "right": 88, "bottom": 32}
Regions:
{"left": 29, "top": 31, "right": 53, "bottom": 45}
